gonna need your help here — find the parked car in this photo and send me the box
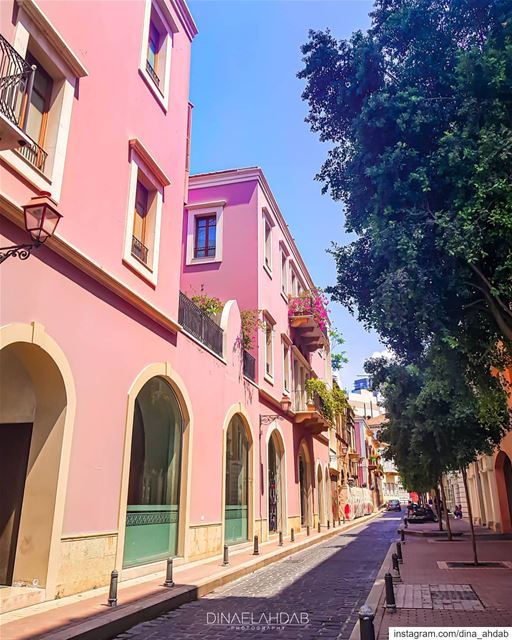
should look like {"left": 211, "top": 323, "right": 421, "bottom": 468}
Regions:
{"left": 386, "top": 499, "right": 401, "bottom": 511}
{"left": 407, "top": 505, "right": 437, "bottom": 523}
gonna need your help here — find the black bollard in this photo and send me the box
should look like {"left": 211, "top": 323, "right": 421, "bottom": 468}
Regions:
{"left": 400, "top": 528, "right": 405, "bottom": 543}
{"left": 404, "top": 517, "right": 408, "bottom": 528}
{"left": 278, "top": 531, "right": 283, "bottom": 546}
{"left": 339, "top": 518, "right": 341, "bottom": 526}
{"left": 223, "top": 544, "right": 229, "bottom": 566}
{"left": 396, "top": 541, "right": 403, "bottom": 563}
{"left": 164, "top": 557, "right": 174, "bottom": 587}
{"left": 108, "top": 569, "right": 118, "bottom": 607}
{"left": 290, "top": 528, "right": 295, "bottom": 542}
{"left": 253, "top": 535, "right": 259, "bottom": 555}
{"left": 327, "top": 520, "right": 330, "bottom": 530}
{"left": 306, "top": 525, "right": 310, "bottom": 536}
{"left": 318, "top": 521, "right": 321, "bottom": 533}
{"left": 384, "top": 573, "right": 396, "bottom": 611}
{"left": 358, "top": 604, "right": 375, "bottom": 640}
{"left": 392, "top": 552, "right": 400, "bottom": 578}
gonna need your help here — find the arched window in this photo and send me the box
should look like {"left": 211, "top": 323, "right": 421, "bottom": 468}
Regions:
{"left": 225, "top": 415, "right": 249, "bottom": 544}
{"left": 124, "top": 377, "right": 183, "bottom": 567}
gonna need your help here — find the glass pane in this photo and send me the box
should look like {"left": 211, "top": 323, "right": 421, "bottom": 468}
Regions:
{"left": 124, "top": 377, "right": 182, "bottom": 567}
{"left": 207, "top": 218, "right": 216, "bottom": 256}
{"left": 225, "top": 415, "right": 249, "bottom": 544}
{"left": 25, "top": 106, "right": 43, "bottom": 144}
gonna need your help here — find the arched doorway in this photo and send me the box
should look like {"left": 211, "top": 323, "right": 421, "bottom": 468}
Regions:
{"left": 123, "top": 377, "right": 183, "bottom": 567}
{"left": 495, "top": 451, "right": 512, "bottom": 533}
{"left": 325, "top": 467, "right": 332, "bottom": 524}
{"left": 298, "top": 441, "right": 312, "bottom": 527}
{"left": 317, "top": 464, "right": 325, "bottom": 525}
{"left": 0, "top": 326, "right": 75, "bottom": 596}
{"left": 268, "top": 430, "right": 285, "bottom": 534}
{"left": 225, "top": 415, "right": 250, "bottom": 545}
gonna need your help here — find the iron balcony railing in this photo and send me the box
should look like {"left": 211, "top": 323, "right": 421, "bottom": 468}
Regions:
{"left": 292, "top": 388, "right": 326, "bottom": 417}
{"left": 243, "top": 350, "right": 256, "bottom": 382}
{"left": 179, "top": 291, "right": 223, "bottom": 357}
{"left": 18, "top": 137, "right": 47, "bottom": 172}
{"left": 131, "top": 235, "right": 149, "bottom": 265}
{"left": 146, "top": 60, "right": 160, "bottom": 88}
{"left": 0, "top": 34, "right": 34, "bottom": 129}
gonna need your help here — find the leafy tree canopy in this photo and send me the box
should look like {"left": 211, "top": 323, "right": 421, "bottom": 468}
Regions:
{"left": 299, "top": 0, "right": 512, "bottom": 370}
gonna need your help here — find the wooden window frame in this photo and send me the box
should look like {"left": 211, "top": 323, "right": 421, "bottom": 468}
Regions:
{"left": 194, "top": 214, "right": 216, "bottom": 259}
{"left": 22, "top": 52, "right": 53, "bottom": 152}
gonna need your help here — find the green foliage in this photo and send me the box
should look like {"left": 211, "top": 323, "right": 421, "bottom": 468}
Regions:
{"left": 299, "top": 0, "right": 512, "bottom": 372}
{"left": 240, "top": 310, "right": 263, "bottom": 351}
{"left": 367, "top": 343, "right": 510, "bottom": 492}
{"left": 305, "top": 377, "right": 349, "bottom": 423}
{"left": 191, "top": 294, "right": 224, "bottom": 317}
{"left": 329, "top": 327, "right": 349, "bottom": 370}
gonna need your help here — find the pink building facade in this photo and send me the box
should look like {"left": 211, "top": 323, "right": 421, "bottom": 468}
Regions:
{"left": 0, "top": 0, "right": 333, "bottom": 610}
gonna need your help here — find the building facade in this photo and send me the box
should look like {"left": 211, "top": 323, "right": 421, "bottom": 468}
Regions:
{"left": 0, "top": 0, "right": 334, "bottom": 612}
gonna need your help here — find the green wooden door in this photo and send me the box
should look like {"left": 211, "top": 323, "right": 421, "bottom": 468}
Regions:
{"left": 123, "top": 377, "right": 182, "bottom": 567}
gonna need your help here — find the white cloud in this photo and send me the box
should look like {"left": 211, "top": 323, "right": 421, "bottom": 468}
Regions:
{"left": 371, "top": 348, "right": 394, "bottom": 360}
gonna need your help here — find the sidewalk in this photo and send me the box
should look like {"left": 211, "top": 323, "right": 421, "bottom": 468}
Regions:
{"left": 361, "top": 517, "right": 512, "bottom": 639}
{"left": 0, "top": 511, "right": 382, "bottom": 640}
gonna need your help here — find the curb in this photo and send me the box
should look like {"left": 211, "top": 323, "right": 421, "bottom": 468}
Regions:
{"left": 348, "top": 538, "right": 396, "bottom": 640}
{"left": 28, "top": 511, "right": 385, "bottom": 640}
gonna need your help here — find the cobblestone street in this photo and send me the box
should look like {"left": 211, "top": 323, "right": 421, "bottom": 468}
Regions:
{"left": 116, "top": 513, "right": 399, "bottom": 640}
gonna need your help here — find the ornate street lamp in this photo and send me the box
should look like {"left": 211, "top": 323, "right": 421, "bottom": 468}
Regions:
{"left": 280, "top": 395, "right": 292, "bottom": 414}
{"left": 0, "top": 192, "right": 62, "bottom": 264}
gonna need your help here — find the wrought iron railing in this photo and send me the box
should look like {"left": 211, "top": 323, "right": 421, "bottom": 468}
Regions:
{"left": 131, "top": 235, "right": 149, "bottom": 264}
{"left": 18, "top": 136, "right": 47, "bottom": 172}
{"left": 0, "top": 34, "right": 34, "bottom": 129}
{"left": 146, "top": 60, "right": 160, "bottom": 88}
{"left": 179, "top": 291, "right": 223, "bottom": 357}
{"left": 292, "top": 388, "right": 326, "bottom": 417}
{"left": 243, "top": 350, "right": 255, "bottom": 381}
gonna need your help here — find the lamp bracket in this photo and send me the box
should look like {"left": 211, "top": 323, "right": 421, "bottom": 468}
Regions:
{"left": 0, "top": 243, "right": 39, "bottom": 265}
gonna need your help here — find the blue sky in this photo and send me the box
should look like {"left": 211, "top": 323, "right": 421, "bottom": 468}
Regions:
{"left": 188, "top": 0, "right": 385, "bottom": 390}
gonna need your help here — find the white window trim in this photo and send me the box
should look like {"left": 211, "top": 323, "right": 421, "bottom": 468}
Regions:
{"left": 263, "top": 315, "right": 275, "bottom": 382}
{"left": 262, "top": 209, "right": 274, "bottom": 278}
{"left": 279, "top": 242, "right": 289, "bottom": 302}
{"left": 185, "top": 202, "right": 224, "bottom": 265}
{"left": 0, "top": 2, "right": 87, "bottom": 202}
{"left": 122, "top": 143, "right": 166, "bottom": 286}
{"left": 139, "top": 0, "right": 175, "bottom": 112}
{"left": 282, "top": 341, "right": 291, "bottom": 395}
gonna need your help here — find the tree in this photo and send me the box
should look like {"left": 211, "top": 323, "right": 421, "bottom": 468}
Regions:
{"left": 298, "top": 0, "right": 512, "bottom": 372}
{"left": 369, "top": 343, "right": 509, "bottom": 562}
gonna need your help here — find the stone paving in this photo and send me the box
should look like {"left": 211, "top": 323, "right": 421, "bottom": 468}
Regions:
{"left": 115, "top": 513, "right": 399, "bottom": 639}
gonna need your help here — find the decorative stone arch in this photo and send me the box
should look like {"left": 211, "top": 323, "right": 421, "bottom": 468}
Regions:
{"left": 116, "top": 362, "right": 194, "bottom": 572}
{"left": 0, "top": 322, "right": 76, "bottom": 598}
{"left": 495, "top": 449, "right": 512, "bottom": 534}
{"left": 266, "top": 423, "right": 287, "bottom": 535}
{"left": 316, "top": 460, "right": 325, "bottom": 526}
{"left": 324, "top": 465, "right": 332, "bottom": 524}
{"left": 297, "top": 438, "right": 313, "bottom": 527}
{"left": 221, "top": 404, "right": 255, "bottom": 546}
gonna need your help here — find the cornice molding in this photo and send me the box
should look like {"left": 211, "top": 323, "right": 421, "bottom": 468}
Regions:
{"left": 0, "top": 192, "right": 180, "bottom": 335}
{"left": 16, "top": 0, "right": 88, "bottom": 78}
{"left": 170, "top": 0, "right": 198, "bottom": 41}
{"left": 129, "top": 139, "right": 171, "bottom": 187}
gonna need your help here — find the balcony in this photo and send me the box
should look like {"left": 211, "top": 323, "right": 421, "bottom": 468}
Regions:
{"left": 145, "top": 60, "right": 160, "bottom": 88}
{"left": 288, "top": 293, "right": 329, "bottom": 353}
{"left": 131, "top": 235, "right": 149, "bottom": 265}
{"left": 243, "top": 349, "right": 256, "bottom": 382}
{"left": 291, "top": 388, "right": 330, "bottom": 434}
{"left": 329, "top": 450, "right": 338, "bottom": 473}
{"left": 179, "top": 292, "right": 223, "bottom": 357}
{"left": 0, "top": 35, "right": 34, "bottom": 150}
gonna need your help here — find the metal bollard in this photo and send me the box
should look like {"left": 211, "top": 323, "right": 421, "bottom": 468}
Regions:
{"left": 290, "top": 528, "right": 295, "bottom": 542}
{"left": 396, "top": 541, "right": 403, "bottom": 563}
{"left": 223, "top": 544, "right": 229, "bottom": 566}
{"left": 392, "top": 552, "right": 401, "bottom": 578}
{"left": 164, "top": 557, "right": 174, "bottom": 587}
{"left": 339, "top": 518, "right": 341, "bottom": 526}
{"left": 253, "top": 535, "right": 259, "bottom": 555}
{"left": 306, "top": 525, "right": 310, "bottom": 536}
{"left": 108, "top": 569, "right": 118, "bottom": 607}
{"left": 327, "top": 520, "right": 330, "bottom": 530}
{"left": 400, "top": 528, "right": 405, "bottom": 543}
{"left": 278, "top": 530, "right": 283, "bottom": 546}
{"left": 384, "top": 572, "right": 396, "bottom": 611}
{"left": 318, "top": 521, "right": 321, "bottom": 533}
{"left": 404, "top": 517, "right": 408, "bottom": 528}
{"left": 358, "top": 604, "right": 375, "bottom": 640}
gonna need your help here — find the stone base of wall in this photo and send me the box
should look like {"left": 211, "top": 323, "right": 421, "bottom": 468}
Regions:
{"left": 187, "top": 523, "right": 222, "bottom": 561}
{"left": 287, "top": 515, "right": 301, "bottom": 534}
{"left": 55, "top": 533, "right": 117, "bottom": 598}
